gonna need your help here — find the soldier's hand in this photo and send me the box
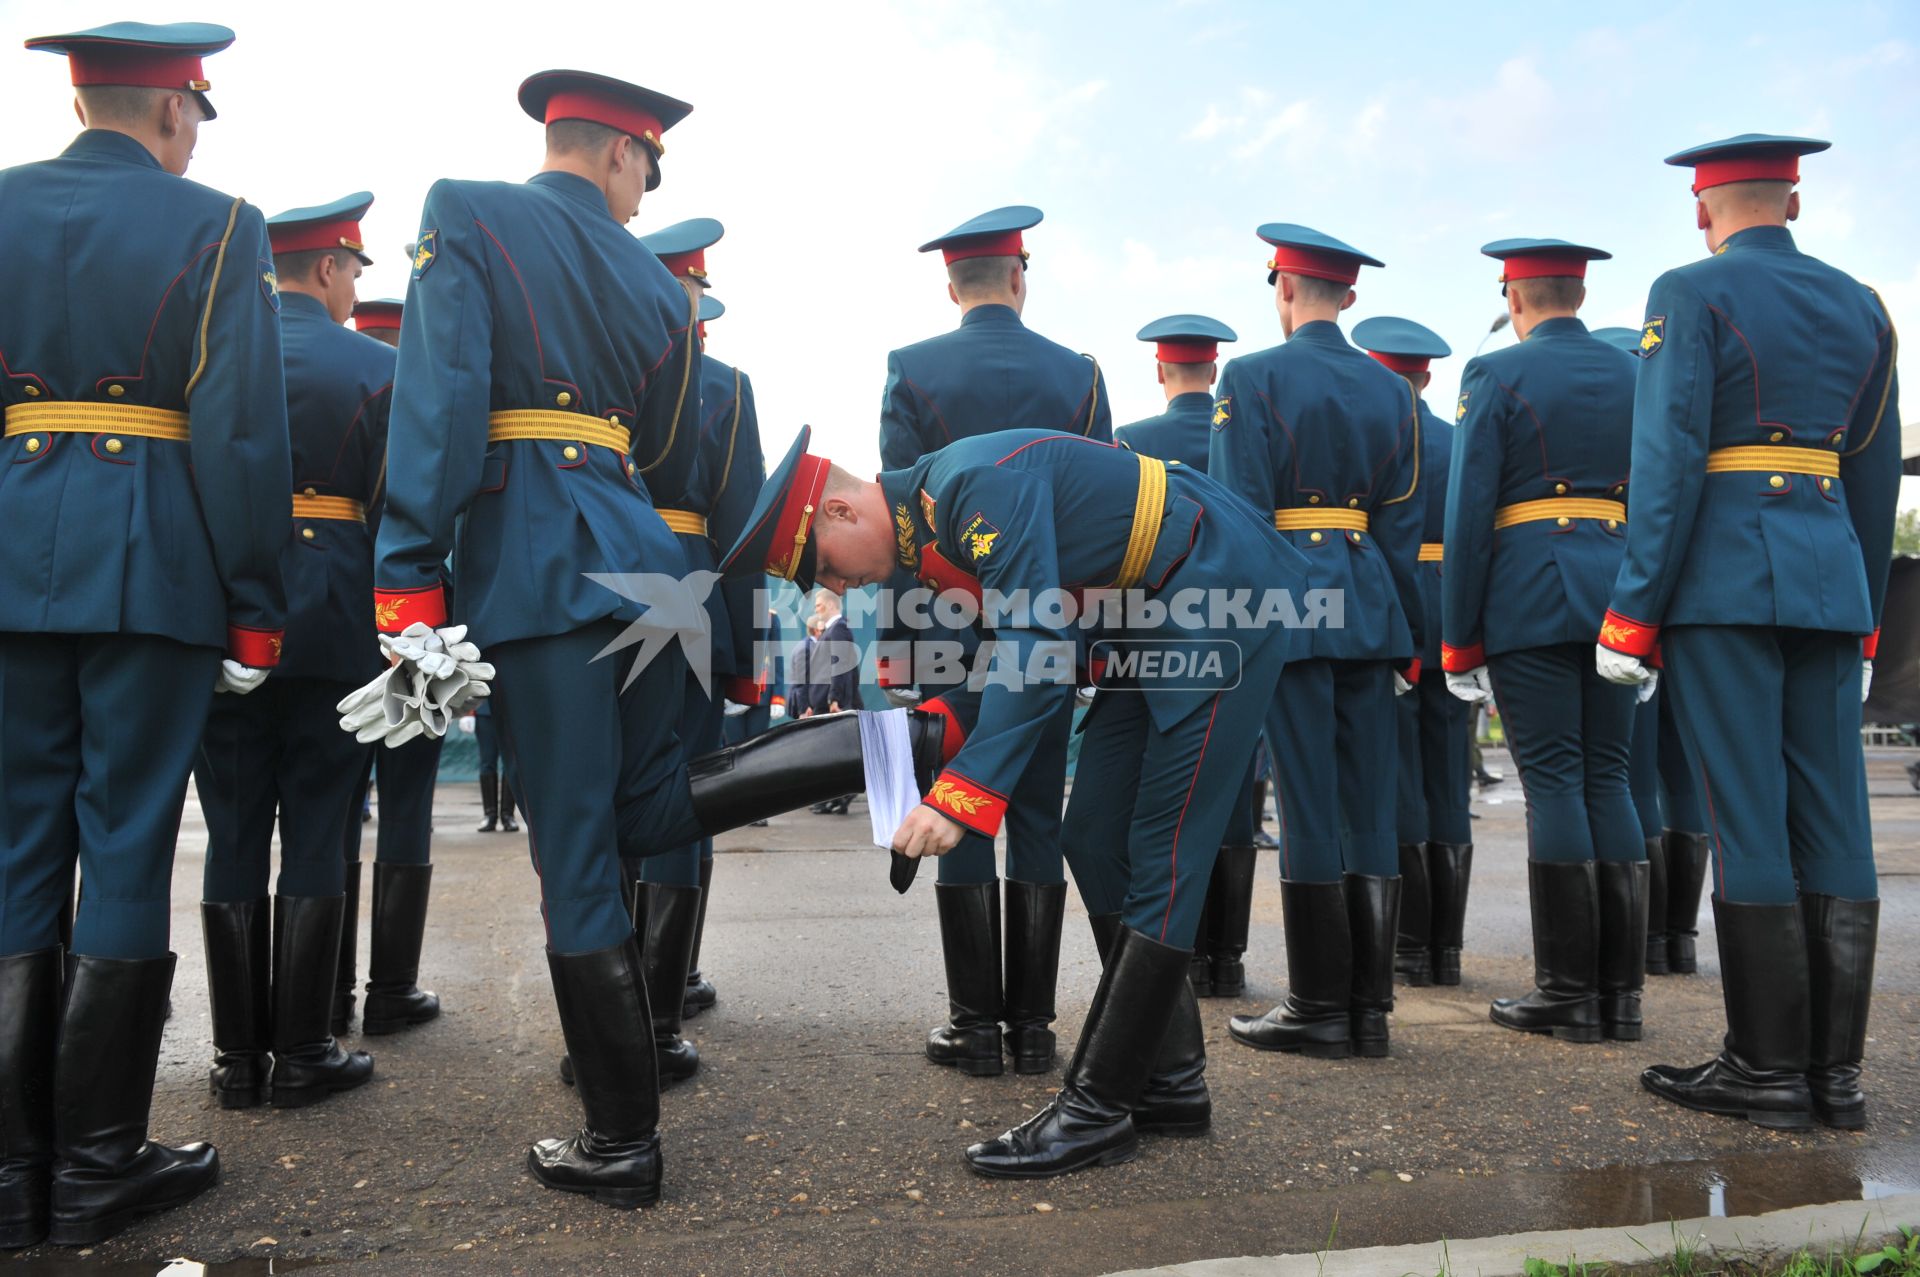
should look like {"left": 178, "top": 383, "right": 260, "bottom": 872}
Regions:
{"left": 1595, "top": 643, "right": 1654, "bottom": 689}
{"left": 215, "top": 660, "right": 269, "bottom": 696}
{"left": 891, "top": 803, "right": 965, "bottom": 859}
{"left": 1446, "top": 667, "right": 1493, "bottom": 704}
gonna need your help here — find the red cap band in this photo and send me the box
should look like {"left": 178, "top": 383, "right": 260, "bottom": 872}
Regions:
{"left": 353, "top": 307, "right": 401, "bottom": 333}
{"left": 767, "top": 453, "right": 832, "bottom": 580}
{"left": 1265, "top": 245, "right": 1360, "bottom": 285}
{"left": 544, "top": 89, "right": 666, "bottom": 153}
{"left": 1155, "top": 339, "right": 1218, "bottom": 364}
{"left": 1499, "top": 254, "right": 1589, "bottom": 282}
{"left": 1691, "top": 154, "right": 1799, "bottom": 194}
{"left": 1369, "top": 350, "right": 1429, "bottom": 375}
{"left": 942, "top": 230, "right": 1024, "bottom": 264}
{"left": 67, "top": 48, "right": 206, "bottom": 91}
{"left": 658, "top": 248, "right": 706, "bottom": 279}
{"left": 270, "top": 218, "right": 365, "bottom": 256}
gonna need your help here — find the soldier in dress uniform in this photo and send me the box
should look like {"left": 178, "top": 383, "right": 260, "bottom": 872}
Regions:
{"left": 877, "top": 206, "right": 1112, "bottom": 1080}
{"left": 1114, "top": 315, "right": 1260, "bottom": 1000}
{"left": 191, "top": 195, "right": 389, "bottom": 1113}
{"left": 331, "top": 295, "right": 445, "bottom": 1043}
{"left": 1596, "top": 135, "right": 1899, "bottom": 1130}
{"left": 1440, "top": 241, "right": 1644, "bottom": 1043}
{"left": 1212, "top": 225, "right": 1424, "bottom": 1061}
{"left": 1351, "top": 317, "right": 1475, "bottom": 989}
{"left": 721, "top": 424, "right": 1304, "bottom": 1178}
{"left": 0, "top": 22, "right": 290, "bottom": 1247}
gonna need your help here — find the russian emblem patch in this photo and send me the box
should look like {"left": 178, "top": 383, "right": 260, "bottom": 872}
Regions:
{"left": 260, "top": 267, "right": 280, "bottom": 311}
{"left": 1640, "top": 316, "right": 1665, "bottom": 357}
{"left": 1455, "top": 391, "right": 1470, "bottom": 424}
{"left": 961, "top": 512, "right": 1001, "bottom": 562}
{"left": 412, "top": 231, "right": 438, "bottom": 279}
{"left": 1211, "top": 397, "right": 1231, "bottom": 431}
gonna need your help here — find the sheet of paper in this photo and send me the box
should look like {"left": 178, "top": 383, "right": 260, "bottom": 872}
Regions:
{"left": 859, "top": 708, "right": 919, "bottom": 851}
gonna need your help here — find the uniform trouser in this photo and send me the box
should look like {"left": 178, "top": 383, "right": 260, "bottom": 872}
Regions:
{"left": 638, "top": 678, "right": 725, "bottom": 888}
{"left": 1659, "top": 626, "right": 1876, "bottom": 904}
{"left": 936, "top": 689, "right": 1071, "bottom": 887}
{"left": 1060, "top": 637, "right": 1286, "bottom": 946}
{"left": 1628, "top": 689, "right": 1665, "bottom": 841}
{"left": 196, "top": 676, "right": 368, "bottom": 901}
{"left": 1266, "top": 657, "right": 1398, "bottom": 881}
{"left": 488, "top": 622, "right": 701, "bottom": 953}
{"left": 1485, "top": 642, "right": 1642, "bottom": 865}
{"left": 1223, "top": 756, "right": 1258, "bottom": 846}
{"left": 368, "top": 734, "right": 443, "bottom": 866}
{"left": 1656, "top": 683, "right": 1705, "bottom": 833}
{"left": 0, "top": 632, "right": 221, "bottom": 958}
{"left": 1394, "top": 670, "right": 1474, "bottom": 846}
{"left": 476, "top": 713, "right": 501, "bottom": 777}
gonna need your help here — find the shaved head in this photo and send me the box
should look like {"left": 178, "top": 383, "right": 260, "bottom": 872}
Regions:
{"left": 1702, "top": 179, "right": 1795, "bottom": 221}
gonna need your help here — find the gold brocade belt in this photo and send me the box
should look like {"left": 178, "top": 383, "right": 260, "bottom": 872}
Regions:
{"left": 1705, "top": 445, "right": 1841, "bottom": 478}
{"left": 1493, "top": 498, "right": 1626, "bottom": 530}
{"left": 1112, "top": 453, "right": 1168, "bottom": 589}
{"left": 1274, "top": 508, "right": 1369, "bottom": 540}
{"left": 657, "top": 509, "right": 709, "bottom": 536}
{"left": 292, "top": 494, "right": 366, "bottom": 522}
{"left": 1418, "top": 542, "right": 1444, "bottom": 562}
{"left": 486, "top": 409, "right": 631, "bottom": 454}
{"left": 4, "top": 402, "right": 191, "bottom": 441}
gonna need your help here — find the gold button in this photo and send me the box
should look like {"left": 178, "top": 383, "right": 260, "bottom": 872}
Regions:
{"left": 1308, "top": 494, "right": 1321, "bottom": 505}
{"left": 304, "top": 486, "right": 318, "bottom": 497}
{"left": 24, "top": 437, "right": 41, "bottom": 453}
{"left": 562, "top": 445, "right": 579, "bottom": 461}
{"left": 1168, "top": 459, "right": 1180, "bottom": 466}
{"left": 555, "top": 391, "right": 572, "bottom": 407}
{"left": 1554, "top": 482, "right": 1568, "bottom": 495}
{"left": 1606, "top": 519, "right": 1619, "bottom": 530}
{"left": 22, "top": 385, "right": 40, "bottom": 397}
{"left": 1556, "top": 516, "right": 1571, "bottom": 528}
{"left": 1821, "top": 477, "right": 1833, "bottom": 492}
{"left": 626, "top": 460, "right": 636, "bottom": 475}
{"left": 1349, "top": 531, "right": 1363, "bottom": 543}
{"left": 608, "top": 414, "right": 621, "bottom": 425}
{"left": 301, "top": 527, "right": 316, "bottom": 540}
{"left": 104, "top": 438, "right": 123, "bottom": 454}
{"left": 107, "top": 384, "right": 125, "bottom": 398}
{"left": 1612, "top": 485, "right": 1624, "bottom": 495}
{"left": 1768, "top": 475, "right": 1785, "bottom": 489}
{"left": 1769, "top": 431, "right": 1784, "bottom": 443}
{"left": 1309, "top": 531, "right": 1324, "bottom": 543}
{"left": 1347, "top": 497, "right": 1360, "bottom": 508}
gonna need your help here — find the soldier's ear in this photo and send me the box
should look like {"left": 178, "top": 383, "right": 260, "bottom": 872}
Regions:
{"left": 1156, "top": 365, "right": 1166, "bottom": 387}
{"left": 1695, "top": 199, "right": 1711, "bottom": 233}
{"left": 1786, "top": 190, "right": 1801, "bottom": 223}
{"left": 947, "top": 283, "right": 960, "bottom": 307}
{"left": 71, "top": 96, "right": 84, "bottom": 126}
{"left": 1338, "top": 289, "right": 1356, "bottom": 312}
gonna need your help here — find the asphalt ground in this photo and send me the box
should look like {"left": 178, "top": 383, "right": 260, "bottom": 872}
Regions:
{"left": 9, "top": 749, "right": 1918, "bottom": 1276}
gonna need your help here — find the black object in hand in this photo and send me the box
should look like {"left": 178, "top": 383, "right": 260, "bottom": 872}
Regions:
{"left": 890, "top": 849, "right": 920, "bottom": 894}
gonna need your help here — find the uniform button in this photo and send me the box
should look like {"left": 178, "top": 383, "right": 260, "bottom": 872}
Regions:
{"left": 1309, "top": 531, "right": 1324, "bottom": 543}
{"left": 1168, "top": 459, "right": 1180, "bottom": 466}
{"left": 22, "top": 385, "right": 40, "bottom": 397}
{"left": 626, "top": 460, "right": 636, "bottom": 475}
{"left": 304, "top": 486, "right": 318, "bottom": 497}
{"left": 1769, "top": 431, "right": 1784, "bottom": 443}
{"left": 1612, "top": 485, "right": 1624, "bottom": 496}
{"left": 1769, "top": 475, "right": 1785, "bottom": 489}
{"left": 1556, "top": 516, "right": 1571, "bottom": 528}
{"left": 104, "top": 438, "right": 124, "bottom": 454}
{"left": 24, "top": 437, "right": 41, "bottom": 453}
{"left": 1347, "top": 497, "right": 1360, "bottom": 508}
{"left": 1307, "top": 494, "right": 1321, "bottom": 505}
{"left": 1349, "top": 531, "right": 1363, "bottom": 543}
{"left": 562, "top": 445, "right": 580, "bottom": 461}
{"left": 607, "top": 414, "right": 621, "bottom": 425}
{"left": 106, "top": 384, "right": 125, "bottom": 398}
{"left": 1554, "top": 482, "right": 1568, "bottom": 495}
{"left": 1821, "top": 477, "right": 1833, "bottom": 492}
{"left": 301, "top": 527, "right": 316, "bottom": 540}
{"left": 1606, "top": 519, "right": 1619, "bottom": 530}
{"left": 555, "top": 391, "right": 572, "bottom": 407}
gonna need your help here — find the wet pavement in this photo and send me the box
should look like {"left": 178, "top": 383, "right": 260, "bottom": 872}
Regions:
{"left": 8, "top": 749, "right": 1919, "bottom": 1275}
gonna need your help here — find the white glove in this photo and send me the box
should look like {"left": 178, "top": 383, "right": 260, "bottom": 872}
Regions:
{"left": 215, "top": 660, "right": 269, "bottom": 696}
{"left": 1393, "top": 670, "right": 1414, "bottom": 696}
{"left": 1595, "top": 644, "right": 1660, "bottom": 703}
{"left": 338, "top": 664, "right": 421, "bottom": 744}
{"left": 881, "top": 686, "right": 923, "bottom": 709}
{"left": 769, "top": 702, "right": 787, "bottom": 720}
{"left": 458, "top": 714, "right": 478, "bottom": 735}
{"left": 1446, "top": 667, "right": 1493, "bottom": 704}
{"left": 1862, "top": 659, "right": 1873, "bottom": 705}
{"left": 722, "top": 700, "right": 750, "bottom": 717}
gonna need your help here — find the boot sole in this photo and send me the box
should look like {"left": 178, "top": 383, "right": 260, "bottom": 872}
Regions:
{"left": 1353, "top": 1040, "right": 1390, "bottom": 1059}
{"left": 1135, "top": 1116, "right": 1212, "bottom": 1137}
{"left": 1640, "top": 1076, "right": 1815, "bottom": 1131}
{"left": 1489, "top": 1012, "right": 1603, "bottom": 1044}
{"left": 927, "top": 1051, "right": 1005, "bottom": 1077}
{"left": 1604, "top": 1024, "right": 1643, "bottom": 1042}
{"left": 361, "top": 1011, "right": 440, "bottom": 1036}
{"left": 1228, "top": 1028, "right": 1352, "bottom": 1059}
{"left": 0, "top": 1222, "right": 49, "bottom": 1250}
{"left": 1011, "top": 1054, "right": 1054, "bottom": 1075}
{"left": 271, "top": 1075, "right": 375, "bottom": 1109}
{"left": 1814, "top": 1105, "right": 1867, "bottom": 1131}
{"left": 213, "top": 1088, "right": 266, "bottom": 1110}
{"left": 527, "top": 1165, "right": 660, "bottom": 1209}
{"left": 965, "top": 1142, "right": 1138, "bottom": 1179}
{"left": 46, "top": 1171, "right": 219, "bottom": 1246}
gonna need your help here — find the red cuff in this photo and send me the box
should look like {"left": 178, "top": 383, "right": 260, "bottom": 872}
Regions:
{"left": 1440, "top": 642, "right": 1484, "bottom": 673}
{"left": 919, "top": 696, "right": 968, "bottom": 765}
{"left": 1598, "top": 609, "right": 1659, "bottom": 658}
{"left": 373, "top": 584, "right": 447, "bottom": 634}
{"left": 720, "top": 675, "right": 762, "bottom": 706}
{"left": 1864, "top": 627, "right": 1880, "bottom": 661}
{"left": 227, "top": 624, "right": 283, "bottom": 668}
{"left": 922, "top": 768, "right": 1005, "bottom": 837}
{"left": 1402, "top": 658, "right": 1423, "bottom": 683}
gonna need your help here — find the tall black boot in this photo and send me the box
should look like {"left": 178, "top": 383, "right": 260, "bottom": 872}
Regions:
{"left": 682, "top": 856, "right": 717, "bottom": 1019}
{"left": 1347, "top": 874, "right": 1399, "bottom": 1058}
{"left": 47, "top": 954, "right": 218, "bottom": 1247}
{"left": 332, "top": 859, "right": 360, "bottom": 1037}
{"left": 499, "top": 779, "right": 520, "bottom": 833}
{"left": 1088, "top": 915, "right": 1210, "bottom": 1135}
{"left": 926, "top": 882, "right": 1003, "bottom": 1076}
{"left": 637, "top": 883, "right": 702, "bottom": 1085}
{"left": 1803, "top": 894, "right": 1878, "bottom": 1130}
{"left": 1228, "top": 880, "right": 1352, "bottom": 1058}
{"left": 1643, "top": 835, "right": 1671, "bottom": 975}
{"left": 1597, "top": 861, "right": 1649, "bottom": 1041}
{"left": 363, "top": 864, "right": 441, "bottom": 1035}
{"left": 1206, "top": 844, "right": 1257, "bottom": 997}
{"left": 1427, "top": 842, "right": 1473, "bottom": 986}
{"left": 965, "top": 926, "right": 1190, "bottom": 1178}
{"left": 1663, "top": 830, "right": 1710, "bottom": 973}
{"left": 0, "top": 948, "right": 60, "bottom": 1250}
{"left": 686, "top": 708, "right": 948, "bottom": 833}
{"left": 1490, "top": 861, "right": 1601, "bottom": 1043}
{"left": 530, "top": 938, "right": 663, "bottom": 1208}
{"left": 1187, "top": 878, "right": 1215, "bottom": 996}
{"left": 270, "top": 896, "right": 375, "bottom": 1108}
{"left": 1642, "top": 898, "right": 1813, "bottom": 1131}
{"left": 1250, "top": 779, "right": 1278, "bottom": 849}
{"left": 1004, "top": 880, "right": 1066, "bottom": 1074}
{"left": 477, "top": 773, "right": 499, "bottom": 833}
{"left": 1395, "top": 842, "right": 1433, "bottom": 987}
{"left": 200, "top": 901, "right": 270, "bottom": 1109}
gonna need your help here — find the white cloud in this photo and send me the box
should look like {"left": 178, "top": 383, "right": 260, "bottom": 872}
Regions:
{"left": 1231, "top": 100, "right": 1316, "bottom": 160}
{"left": 1185, "top": 104, "right": 1244, "bottom": 141}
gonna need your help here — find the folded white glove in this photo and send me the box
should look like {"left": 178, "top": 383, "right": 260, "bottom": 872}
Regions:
{"left": 458, "top": 714, "right": 478, "bottom": 735}
{"left": 1595, "top": 643, "right": 1654, "bottom": 686}
{"left": 1446, "top": 666, "right": 1493, "bottom": 704}
{"left": 1393, "top": 670, "right": 1414, "bottom": 696}
{"left": 1862, "top": 659, "right": 1873, "bottom": 705}
{"left": 881, "top": 686, "right": 923, "bottom": 709}
{"left": 379, "top": 622, "right": 458, "bottom": 681}
{"left": 722, "top": 700, "right": 750, "bottom": 717}
{"left": 215, "top": 660, "right": 269, "bottom": 696}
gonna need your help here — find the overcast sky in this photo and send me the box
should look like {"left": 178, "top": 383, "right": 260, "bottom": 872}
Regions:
{"left": 4, "top": 0, "right": 1914, "bottom": 479}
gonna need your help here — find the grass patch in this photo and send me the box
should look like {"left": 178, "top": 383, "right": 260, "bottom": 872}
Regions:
{"left": 1512, "top": 1223, "right": 1920, "bottom": 1276}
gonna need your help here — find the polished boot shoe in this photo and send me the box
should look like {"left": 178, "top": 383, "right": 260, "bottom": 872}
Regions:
{"left": 1643, "top": 835, "right": 1671, "bottom": 976}
{"left": 1663, "top": 830, "right": 1710, "bottom": 973}
{"left": 1803, "top": 894, "right": 1878, "bottom": 1130}
{"left": 1347, "top": 875, "right": 1399, "bottom": 1058}
{"left": 637, "top": 883, "right": 702, "bottom": 1085}
{"left": 1187, "top": 883, "right": 1215, "bottom": 997}
{"left": 687, "top": 708, "right": 948, "bottom": 834}
{"left": 362, "top": 864, "right": 441, "bottom": 1035}
{"left": 1427, "top": 842, "right": 1472, "bottom": 986}
{"left": 966, "top": 927, "right": 1190, "bottom": 1178}
{"left": 926, "top": 882, "right": 1003, "bottom": 1076}
{"left": 1490, "top": 861, "right": 1602, "bottom": 1043}
{"left": 269, "top": 896, "right": 375, "bottom": 1108}
{"left": 499, "top": 779, "right": 520, "bottom": 833}
{"left": 1206, "top": 844, "right": 1257, "bottom": 997}
{"left": 332, "top": 859, "right": 361, "bottom": 1037}
{"left": 201, "top": 901, "right": 270, "bottom": 1109}
{"left": 1394, "top": 842, "right": 1433, "bottom": 987}
{"left": 1003, "top": 880, "right": 1067, "bottom": 1074}
{"left": 48, "top": 954, "right": 218, "bottom": 1247}
{"left": 477, "top": 772, "right": 499, "bottom": 832}
{"left": 530, "top": 939, "right": 663, "bottom": 1208}
{"left": 1597, "top": 861, "right": 1649, "bottom": 1041}
{"left": 0, "top": 948, "right": 60, "bottom": 1250}
{"left": 682, "top": 856, "right": 718, "bottom": 1020}
{"left": 1642, "top": 898, "right": 1813, "bottom": 1131}
{"left": 1228, "top": 880, "right": 1352, "bottom": 1058}
{"left": 1087, "top": 916, "right": 1210, "bottom": 1135}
